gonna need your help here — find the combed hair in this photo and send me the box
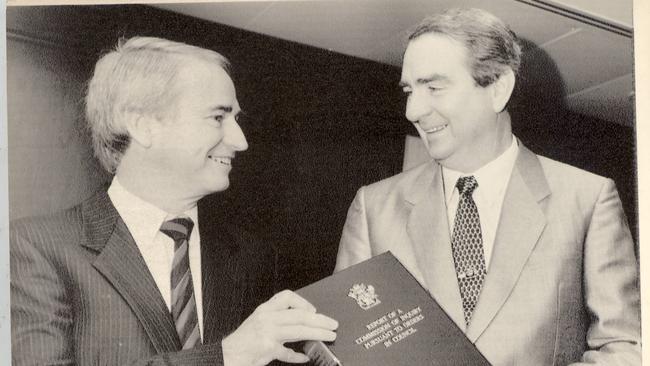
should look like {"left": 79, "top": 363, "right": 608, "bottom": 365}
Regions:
{"left": 408, "top": 8, "right": 522, "bottom": 87}
{"left": 85, "top": 36, "right": 231, "bottom": 173}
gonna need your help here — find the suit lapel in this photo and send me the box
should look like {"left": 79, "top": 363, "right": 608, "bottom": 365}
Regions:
{"left": 406, "top": 164, "right": 466, "bottom": 330}
{"left": 80, "top": 191, "right": 181, "bottom": 353}
{"left": 198, "top": 201, "right": 244, "bottom": 343}
{"left": 465, "top": 145, "right": 550, "bottom": 341}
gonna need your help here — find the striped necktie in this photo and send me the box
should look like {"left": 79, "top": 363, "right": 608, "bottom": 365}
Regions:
{"left": 450, "top": 176, "right": 487, "bottom": 326}
{"left": 160, "top": 217, "right": 201, "bottom": 349}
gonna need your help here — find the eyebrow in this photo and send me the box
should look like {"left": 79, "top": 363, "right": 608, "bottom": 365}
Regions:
{"left": 399, "top": 74, "right": 450, "bottom": 88}
{"left": 209, "top": 105, "right": 233, "bottom": 113}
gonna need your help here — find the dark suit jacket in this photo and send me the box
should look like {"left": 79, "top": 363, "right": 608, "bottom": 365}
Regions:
{"left": 336, "top": 144, "right": 640, "bottom": 365}
{"left": 11, "top": 189, "right": 277, "bottom": 365}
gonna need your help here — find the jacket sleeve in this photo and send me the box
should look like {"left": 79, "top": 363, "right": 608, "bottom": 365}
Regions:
{"left": 570, "top": 179, "right": 641, "bottom": 365}
{"left": 334, "top": 187, "right": 373, "bottom": 272}
{"left": 133, "top": 344, "right": 224, "bottom": 366}
{"left": 11, "top": 226, "right": 76, "bottom": 366}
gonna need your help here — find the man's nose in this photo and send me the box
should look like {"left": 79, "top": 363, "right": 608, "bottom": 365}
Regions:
{"left": 404, "top": 90, "right": 431, "bottom": 124}
{"left": 224, "top": 119, "right": 248, "bottom": 152}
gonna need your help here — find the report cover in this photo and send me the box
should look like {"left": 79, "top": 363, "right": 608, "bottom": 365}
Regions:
{"left": 296, "top": 252, "right": 491, "bottom": 366}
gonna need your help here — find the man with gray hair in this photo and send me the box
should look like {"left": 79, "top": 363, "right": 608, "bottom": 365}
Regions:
{"left": 336, "top": 8, "right": 640, "bottom": 365}
{"left": 11, "top": 36, "right": 337, "bottom": 366}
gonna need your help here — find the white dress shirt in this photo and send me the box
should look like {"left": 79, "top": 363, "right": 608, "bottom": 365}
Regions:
{"left": 442, "top": 137, "right": 519, "bottom": 269}
{"left": 108, "top": 178, "right": 204, "bottom": 340}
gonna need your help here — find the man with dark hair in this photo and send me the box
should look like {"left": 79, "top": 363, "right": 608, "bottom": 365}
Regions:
{"left": 336, "top": 8, "right": 640, "bottom": 365}
{"left": 10, "top": 36, "right": 337, "bottom": 366}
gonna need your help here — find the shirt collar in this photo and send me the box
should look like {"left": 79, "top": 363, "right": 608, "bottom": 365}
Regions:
{"left": 442, "top": 136, "right": 519, "bottom": 205}
{"left": 107, "top": 177, "right": 199, "bottom": 247}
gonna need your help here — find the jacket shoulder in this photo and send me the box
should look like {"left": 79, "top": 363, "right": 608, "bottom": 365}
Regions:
{"left": 535, "top": 155, "right": 611, "bottom": 194}
{"left": 10, "top": 202, "right": 85, "bottom": 247}
{"left": 360, "top": 162, "right": 432, "bottom": 204}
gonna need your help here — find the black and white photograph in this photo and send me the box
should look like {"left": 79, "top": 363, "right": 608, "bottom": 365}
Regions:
{"left": 2, "top": 0, "right": 647, "bottom": 365}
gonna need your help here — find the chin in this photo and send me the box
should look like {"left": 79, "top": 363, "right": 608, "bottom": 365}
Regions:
{"left": 202, "top": 180, "right": 230, "bottom": 195}
{"left": 213, "top": 182, "right": 230, "bottom": 193}
{"left": 427, "top": 148, "right": 452, "bottom": 162}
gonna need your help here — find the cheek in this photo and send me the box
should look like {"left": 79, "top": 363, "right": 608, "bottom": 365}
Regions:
{"left": 432, "top": 92, "right": 466, "bottom": 120}
{"left": 202, "top": 126, "right": 225, "bottom": 144}
{"left": 449, "top": 92, "right": 491, "bottom": 130}
{"left": 414, "top": 125, "right": 431, "bottom": 148}
{"left": 185, "top": 128, "right": 225, "bottom": 153}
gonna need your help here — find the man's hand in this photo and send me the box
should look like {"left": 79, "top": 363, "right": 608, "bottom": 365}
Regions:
{"left": 222, "top": 290, "right": 338, "bottom": 366}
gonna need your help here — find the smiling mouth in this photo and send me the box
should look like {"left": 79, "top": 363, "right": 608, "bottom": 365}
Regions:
{"left": 208, "top": 155, "right": 233, "bottom": 166}
{"left": 423, "top": 124, "right": 448, "bottom": 133}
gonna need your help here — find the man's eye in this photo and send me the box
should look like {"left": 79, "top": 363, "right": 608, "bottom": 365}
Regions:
{"left": 428, "top": 85, "right": 443, "bottom": 92}
{"left": 402, "top": 89, "right": 412, "bottom": 97}
{"left": 207, "top": 115, "right": 224, "bottom": 127}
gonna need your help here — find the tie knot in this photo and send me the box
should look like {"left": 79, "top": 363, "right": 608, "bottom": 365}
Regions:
{"left": 456, "top": 176, "right": 478, "bottom": 195}
{"left": 160, "top": 217, "right": 194, "bottom": 242}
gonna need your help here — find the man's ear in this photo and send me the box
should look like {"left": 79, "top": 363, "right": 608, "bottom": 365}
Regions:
{"left": 489, "top": 68, "right": 516, "bottom": 113}
{"left": 124, "top": 112, "right": 153, "bottom": 149}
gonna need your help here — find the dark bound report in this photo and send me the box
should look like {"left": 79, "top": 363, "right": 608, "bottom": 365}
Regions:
{"left": 296, "top": 252, "right": 491, "bottom": 366}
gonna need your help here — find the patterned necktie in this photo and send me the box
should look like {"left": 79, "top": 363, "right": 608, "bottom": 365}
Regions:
{"left": 450, "top": 176, "right": 487, "bottom": 325}
{"left": 160, "top": 217, "right": 201, "bottom": 349}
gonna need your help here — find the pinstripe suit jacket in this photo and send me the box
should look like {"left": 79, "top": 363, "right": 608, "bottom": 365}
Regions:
{"left": 10, "top": 189, "right": 276, "bottom": 365}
